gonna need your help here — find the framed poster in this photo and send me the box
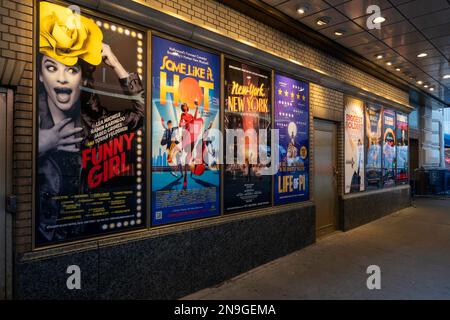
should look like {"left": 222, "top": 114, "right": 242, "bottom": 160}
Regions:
{"left": 396, "top": 112, "right": 409, "bottom": 185}
{"left": 223, "top": 58, "right": 272, "bottom": 213}
{"left": 382, "top": 109, "right": 397, "bottom": 187}
{"left": 365, "top": 103, "right": 383, "bottom": 190}
{"left": 344, "top": 97, "right": 365, "bottom": 193}
{"left": 151, "top": 36, "right": 221, "bottom": 225}
{"left": 274, "top": 74, "right": 309, "bottom": 205}
{"left": 36, "top": 1, "right": 146, "bottom": 246}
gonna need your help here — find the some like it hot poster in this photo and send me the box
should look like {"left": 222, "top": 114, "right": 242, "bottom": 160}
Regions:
{"left": 151, "top": 36, "right": 221, "bottom": 225}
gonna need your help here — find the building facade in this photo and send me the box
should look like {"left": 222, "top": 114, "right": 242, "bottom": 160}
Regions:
{"left": 0, "top": 0, "right": 446, "bottom": 299}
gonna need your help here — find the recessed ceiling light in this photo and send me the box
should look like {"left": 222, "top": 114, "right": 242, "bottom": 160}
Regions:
{"left": 373, "top": 16, "right": 386, "bottom": 24}
{"left": 316, "top": 17, "right": 331, "bottom": 26}
{"left": 424, "top": 84, "right": 428, "bottom": 88}
{"left": 334, "top": 29, "right": 345, "bottom": 36}
{"left": 375, "top": 54, "right": 383, "bottom": 59}
{"left": 443, "top": 75, "right": 450, "bottom": 79}
{"left": 417, "top": 52, "right": 428, "bottom": 58}
{"left": 395, "top": 68, "right": 401, "bottom": 71}
{"left": 417, "top": 80, "right": 423, "bottom": 84}
{"left": 429, "top": 87, "right": 434, "bottom": 91}
{"left": 297, "top": 6, "right": 309, "bottom": 15}
{"left": 386, "top": 62, "right": 392, "bottom": 66}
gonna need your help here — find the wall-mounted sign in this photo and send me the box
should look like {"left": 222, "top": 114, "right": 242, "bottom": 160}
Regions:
{"left": 151, "top": 36, "right": 221, "bottom": 225}
{"left": 365, "top": 103, "right": 383, "bottom": 190}
{"left": 274, "top": 74, "right": 309, "bottom": 205}
{"left": 396, "top": 112, "right": 409, "bottom": 184}
{"left": 223, "top": 58, "right": 272, "bottom": 213}
{"left": 382, "top": 109, "right": 397, "bottom": 187}
{"left": 344, "top": 97, "right": 365, "bottom": 193}
{"left": 36, "top": 1, "right": 146, "bottom": 246}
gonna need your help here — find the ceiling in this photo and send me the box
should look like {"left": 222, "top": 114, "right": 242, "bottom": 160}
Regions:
{"left": 261, "top": 0, "right": 450, "bottom": 102}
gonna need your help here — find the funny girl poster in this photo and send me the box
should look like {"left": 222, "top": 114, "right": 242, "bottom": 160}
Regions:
{"left": 365, "top": 103, "right": 383, "bottom": 190}
{"left": 344, "top": 97, "right": 365, "bottom": 193}
{"left": 382, "top": 109, "right": 397, "bottom": 187}
{"left": 274, "top": 74, "right": 309, "bottom": 205}
{"left": 224, "top": 58, "right": 272, "bottom": 213}
{"left": 396, "top": 112, "right": 409, "bottom": 184}
{"left": 36, "top": 1, "right": 146, "bottom": 246}
{"left": 151, "top": 36, "right": 220, "bottom": 225}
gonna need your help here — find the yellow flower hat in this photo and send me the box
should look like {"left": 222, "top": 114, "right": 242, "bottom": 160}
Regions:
{"left": 39, "top": 1, "right": 103, "bottom": 66}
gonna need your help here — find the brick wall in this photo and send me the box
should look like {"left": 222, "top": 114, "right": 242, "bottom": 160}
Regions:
{"left": 3, "top": 0, "right": 411, "bottom": 254}
{"left": 0, "top": 0, "right": 34, "bottom": 254}
{"left": 144, "top": 0, "right": 409, "bottom": 106}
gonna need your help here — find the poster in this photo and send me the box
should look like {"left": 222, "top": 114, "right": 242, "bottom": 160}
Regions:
{"left": 151, "top": 36, "right": 220, "bottom": 225}
{"left": 382, "top": 109, "right": 397, "bottom": 187}
{"left": 224, "top": 58, "right": 272, "bottom": 213}
{"left": 365, "top": 103, "right": 383, "bottom": 190}
{"left": 344, "top": 97, "right": 365, "bottom": 193}
{"left": 274, "top": 74, "right": 309, "bottom": 205}
{"left": 396, "top": 112, "right": 409, "bottom": 184}
{"left": 36, "top": 1, "right": 146, "bottom": 246}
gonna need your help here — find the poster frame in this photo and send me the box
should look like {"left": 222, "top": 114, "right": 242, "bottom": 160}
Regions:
{"left": 222, "top": 54, "right": 274, "bottom": 214}
{"left": 272, "top": 71, "right": 310, "bottom": 206}
{"left": 33, "top": 0, "right": 150, "bottom": 250}
{"left": 149, "top": 31, "right": 223, "bottom": 227}
{"left": 381, "top": 108, "right": 397, "bottom": 188}
{"left": 343, "top": 95, "right": 366, "bottom": 195}
{"left": 395, "top": 111, "right": 409, "bottom": 185}
{"left": 364, "top": 102, "right": 383, "bottom": 191}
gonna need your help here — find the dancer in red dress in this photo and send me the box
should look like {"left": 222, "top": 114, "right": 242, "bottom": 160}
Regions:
{"left": 179, "top": 100, "right": 204, "bottom": 188}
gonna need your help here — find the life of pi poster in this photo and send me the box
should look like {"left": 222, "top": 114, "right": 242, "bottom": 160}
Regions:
{"left": 274, "top": 74, "right": 309, "bottom": 205}
{"left": 151, "top": 36, "right": 220, "bottom": 225}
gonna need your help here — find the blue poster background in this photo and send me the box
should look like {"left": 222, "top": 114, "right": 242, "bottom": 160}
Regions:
{"left": 151, "top": 36, "right": 220, "bottom": 225}
{"left": 274, "top": 74, "right": 309, "bottom": 205}
{"left": 382, "top": 109, "right": 396, "bottom": 187}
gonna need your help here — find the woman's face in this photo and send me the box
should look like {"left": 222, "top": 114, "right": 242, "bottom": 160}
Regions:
{"left": 39, "top": 55, "right": 82, "bottom": 112}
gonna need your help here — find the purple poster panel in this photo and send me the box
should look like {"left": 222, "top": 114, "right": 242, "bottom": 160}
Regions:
{"left": 382, "top": 109, "right": 396, "bottom": 187}
{"left": 274, "top": 74, "right": 309, "bottom": 205}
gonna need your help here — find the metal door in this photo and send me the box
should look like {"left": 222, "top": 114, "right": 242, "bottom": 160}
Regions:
{"left": 0, "top": 88, "right": 13, "bottom": 300}
{"left": 314, "top": 119, "right": 338, "bottom": 238}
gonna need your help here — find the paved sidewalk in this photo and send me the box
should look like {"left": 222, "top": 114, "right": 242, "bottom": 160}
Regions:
{"left": 183, "top": 198, "right": 450, "bottom": 299}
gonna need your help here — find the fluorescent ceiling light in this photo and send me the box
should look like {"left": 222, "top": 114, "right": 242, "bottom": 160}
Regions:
{"left": 316, "top": 17, "right": 331, "bottom": 26}
{"left": 373, "top": 16, "right": 386, "bottom": 24}
{"left": 297, "top": 6, "right": 309, "bottom": 14}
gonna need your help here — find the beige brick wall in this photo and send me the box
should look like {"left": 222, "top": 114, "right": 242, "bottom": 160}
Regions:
{"left": 3, "top": 0, "right": 411, "bottom": 253}
{"left": 144, "top": 0, "right": 409, "bottom": 106}
{"left": 0, "top": 0, "right": 34, "bottom": 254}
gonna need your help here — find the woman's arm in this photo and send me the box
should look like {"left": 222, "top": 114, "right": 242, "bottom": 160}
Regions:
{"left": 101, "top": 43, "right": 145, "bottom": 130}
